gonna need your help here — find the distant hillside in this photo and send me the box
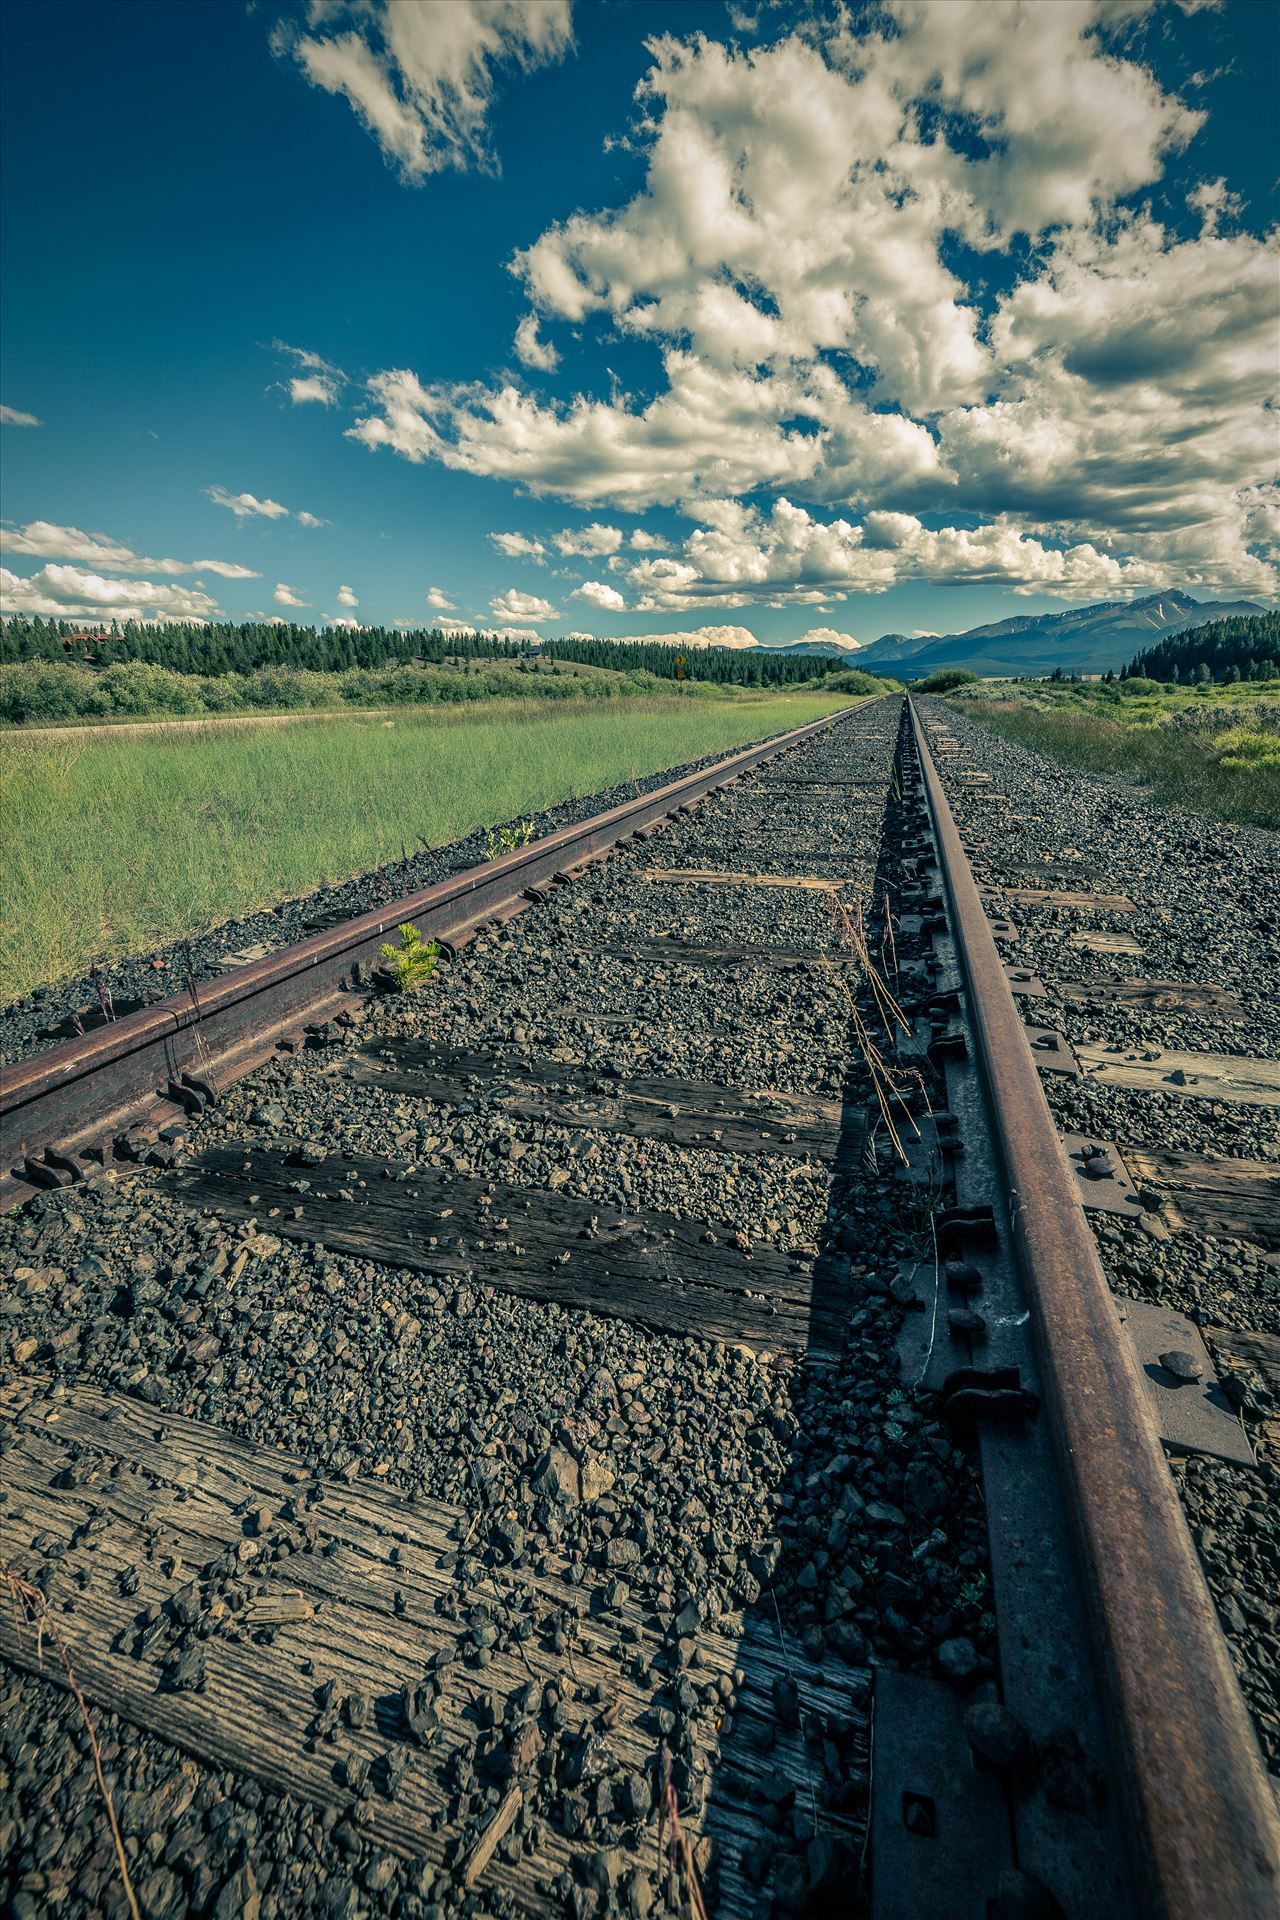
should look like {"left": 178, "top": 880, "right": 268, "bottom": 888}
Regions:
{"left": 1126, "top": 610, "right": 1280, "bottom": 683}
{"left": 857, "top": 589, "right": 1270, "bottom": 680}
{"left": 850, "top": 631, "right": 939, "bottom": 665}
{"left": 757, "top": 638, "right": 859, "bottom": 658}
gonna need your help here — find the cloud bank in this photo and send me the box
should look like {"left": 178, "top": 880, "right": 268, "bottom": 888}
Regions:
{"left": 344, "top": 3, "right": 1277, "bottom": 601}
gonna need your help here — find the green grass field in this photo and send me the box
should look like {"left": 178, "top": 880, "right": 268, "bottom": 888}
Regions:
{"left": 952, "top": 680, "right": 1280, "bottom": 830}
{"left": 0, "top": 691, "right": 856, "bottom": 1000}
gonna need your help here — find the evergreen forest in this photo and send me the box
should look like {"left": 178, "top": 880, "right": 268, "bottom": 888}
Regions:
{"left": 1124, "top": 612, "right": 1280, "bottom": 684}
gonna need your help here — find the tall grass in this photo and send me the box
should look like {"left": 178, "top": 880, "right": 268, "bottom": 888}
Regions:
{"left": 0, "top": 692, "right": 853, "bottom": 999}
{"left": 959, "top": 690, "right": 1280, "bottom": 830}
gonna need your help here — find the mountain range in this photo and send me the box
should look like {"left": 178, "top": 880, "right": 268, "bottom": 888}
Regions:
{"left": 759, "top": 590, "right": 1268, "bottom": 677}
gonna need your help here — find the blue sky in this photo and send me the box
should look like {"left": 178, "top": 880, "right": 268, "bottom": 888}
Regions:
{"left": 1, "top": 0, "right": 1276, "bottom": 650}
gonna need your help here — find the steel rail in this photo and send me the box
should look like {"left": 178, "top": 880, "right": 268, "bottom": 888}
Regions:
{"left": 907, "top": 697, "right": 1280, "bottom": 1920}
{"left": 0, "top": 705, "right": 856, "bottom": 1208}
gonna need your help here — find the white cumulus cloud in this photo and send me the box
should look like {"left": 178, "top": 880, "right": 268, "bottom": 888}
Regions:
{"left": 274, "top": 582, "right": 309, "bottom": 607}
{"left": 275, "top": 340, "right": 346, "bottom": 408}
{"left": 0, "top": 564, "right": 221, "bottom": 623}
{"left": 625, "top": 497, "right": 1181, "bottom": 609}
{"left": 207, "top": 486, "right": 290, "bottom": 520}
{"left": 571, "top": 579, "right": 626, "bottom": 612}
{"left": 274, "top": 339, "right": 345, "bottom": 374}
{"left": 489, "top": 530, "right": 547, "bottom": 561}
{"left": 1, "top": 405, "right": 41, "bottom": 427}
{"left": 336, "top": 583, "right": 359, "bottom": 607}
{"left": 343, "top": 6, "right": 1277, "bottom": 599}
{"left": 289, "top": 374, "right": 340, "bottom": 406}
{"left": 1, "top": 519, "right": 261, "bottom": 581}
{"left": 424, "top": 586, "right": 457, "bottom": 610}
{"left": 490, "top": 587, "right": 558, "bottom": 622}
{"left": 514, "top": 313, "right": 559, "bottom": 372}
{"left": 554, "top": 523, "right": 623, "bottom": 557}
{"left": 194, "top": 559, "right": 262, "bottom": 580}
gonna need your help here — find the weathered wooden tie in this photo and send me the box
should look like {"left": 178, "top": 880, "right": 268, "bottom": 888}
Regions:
{"left": 175, "top": 1145, "right": 853, "bottom": 1357}
{"left": 1076, "top": 1044, "right": 1280, "bottom": 1110}
{"left": 1122, "top": 1146, "right": 1280, "bottom": 1249}
{"left": 0, "top": 1380, "right": 866, "bottom": 1918}
{"left": 642, "top": 868, "right": 860, "bottom": 893}
{"left": 342, "top": 1044, "right": 852, "bottom": 1161}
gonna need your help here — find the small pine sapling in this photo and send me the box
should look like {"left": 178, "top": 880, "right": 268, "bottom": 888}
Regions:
{"left": 379, "top": 922, "right": 440, "bottom": 993}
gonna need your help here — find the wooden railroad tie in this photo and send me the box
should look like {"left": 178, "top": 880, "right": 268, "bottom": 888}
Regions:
{"left": 0, "top": 1379, "right": 867, "bottom": 1918}
{"left": 341, "top": 1043, "right": 850, "bottom": 1161}
{"left": 174, "top": 1142, "right": 858, "bottom": 1360}
{"left": 642, "top": 868, "right": 861, "bottom": 892}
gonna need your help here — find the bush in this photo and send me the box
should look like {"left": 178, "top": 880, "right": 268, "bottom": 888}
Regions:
{"left": 242, "top": 665, "right": 317, "bottom": 709}
{"left": 1118, "top": 676, "right": 1163, "bottom": 696}
{"left": 0, "top": 660, "right": 97, "bottom": 724}
{"left": 91, "top": 662, "right": 208, "bottom": 716}
{"left": 917, "top": 667, "right": 980, "bottom": 693}
{"left": 1209, "top": 726, "right": 1280, "bottom": 772}
{"left": 822, "top": 668, "right": 899, "bottom": 695}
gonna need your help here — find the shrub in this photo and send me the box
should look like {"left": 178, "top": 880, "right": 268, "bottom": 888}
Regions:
{"left": 0, "top": 660, "right": 97, "bottom": 724}
{"left": 822, "top": 668, "right": 899, "bottom": 695}
{"left": 1210, "top": 726, "right": 1280, "bottom": 771}
{"left": 91, "top": 662, "right": 207, "bottom": 715}
{"left": 917, "top": 667, "right": 980, "bottom": 692}
{"left": 1118, "top": 676, "right": 1163, "bottom": 697}
{"left": 244, "top": 665, "right": 316, "bottom": 709}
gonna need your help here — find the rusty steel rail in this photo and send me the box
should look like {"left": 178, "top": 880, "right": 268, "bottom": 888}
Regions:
{"left": 1, "top": 706, "right": 854, "bottom": 1208}
{"left": 907, "top": 698, "right": 1280, "bottom": 1920}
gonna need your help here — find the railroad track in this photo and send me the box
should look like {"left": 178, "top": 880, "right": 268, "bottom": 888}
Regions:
{"left": 1, "top": 695, "right": 1277, "bottom": 1920}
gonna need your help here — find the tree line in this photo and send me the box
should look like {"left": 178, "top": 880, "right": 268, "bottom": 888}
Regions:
{"left": 0, "top": 616, "right": 528, "bottom": 675}
{"left": 1123, "top": 612, "right": 1280, "bottom": 685}
{"left": 0, "top": 616, "right": 880, "bottom": 689}
{"left": 543, "top": 635, "right": 849, "bottom": 686}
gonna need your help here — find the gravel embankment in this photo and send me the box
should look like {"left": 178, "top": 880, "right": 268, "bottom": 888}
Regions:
{"left": 920, "top": 697, "right": 1280, "bottom": 1775}
{"left": 2, "top": 700, "right": 996, "bottom": 1918}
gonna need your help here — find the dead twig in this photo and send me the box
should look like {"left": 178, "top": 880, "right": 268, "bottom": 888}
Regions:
{"left": 657, "top": 1747, "right": 711, "bottom": 1920}
{"left": 461, "top": 1782, "right": 522, "bottom": 1889}
{"left": 3, "top": 1560, "right": 142, "bottom": 1920}
{"left": 881, "top": 888, "right": 899, "bottom": 978}
{"left": 819, "top": 887, "right": 927, "bottom": 1166}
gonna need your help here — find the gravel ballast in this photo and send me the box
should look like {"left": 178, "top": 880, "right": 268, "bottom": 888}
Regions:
{"left": 920, "top": 696, "right": 1279, "bottom": 1776}
{"left": 4, "top": 690, "right": 1275, "bottom": 1920}
{"left": 3, "top": 699, "right": 1000, "bottom": 1918}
